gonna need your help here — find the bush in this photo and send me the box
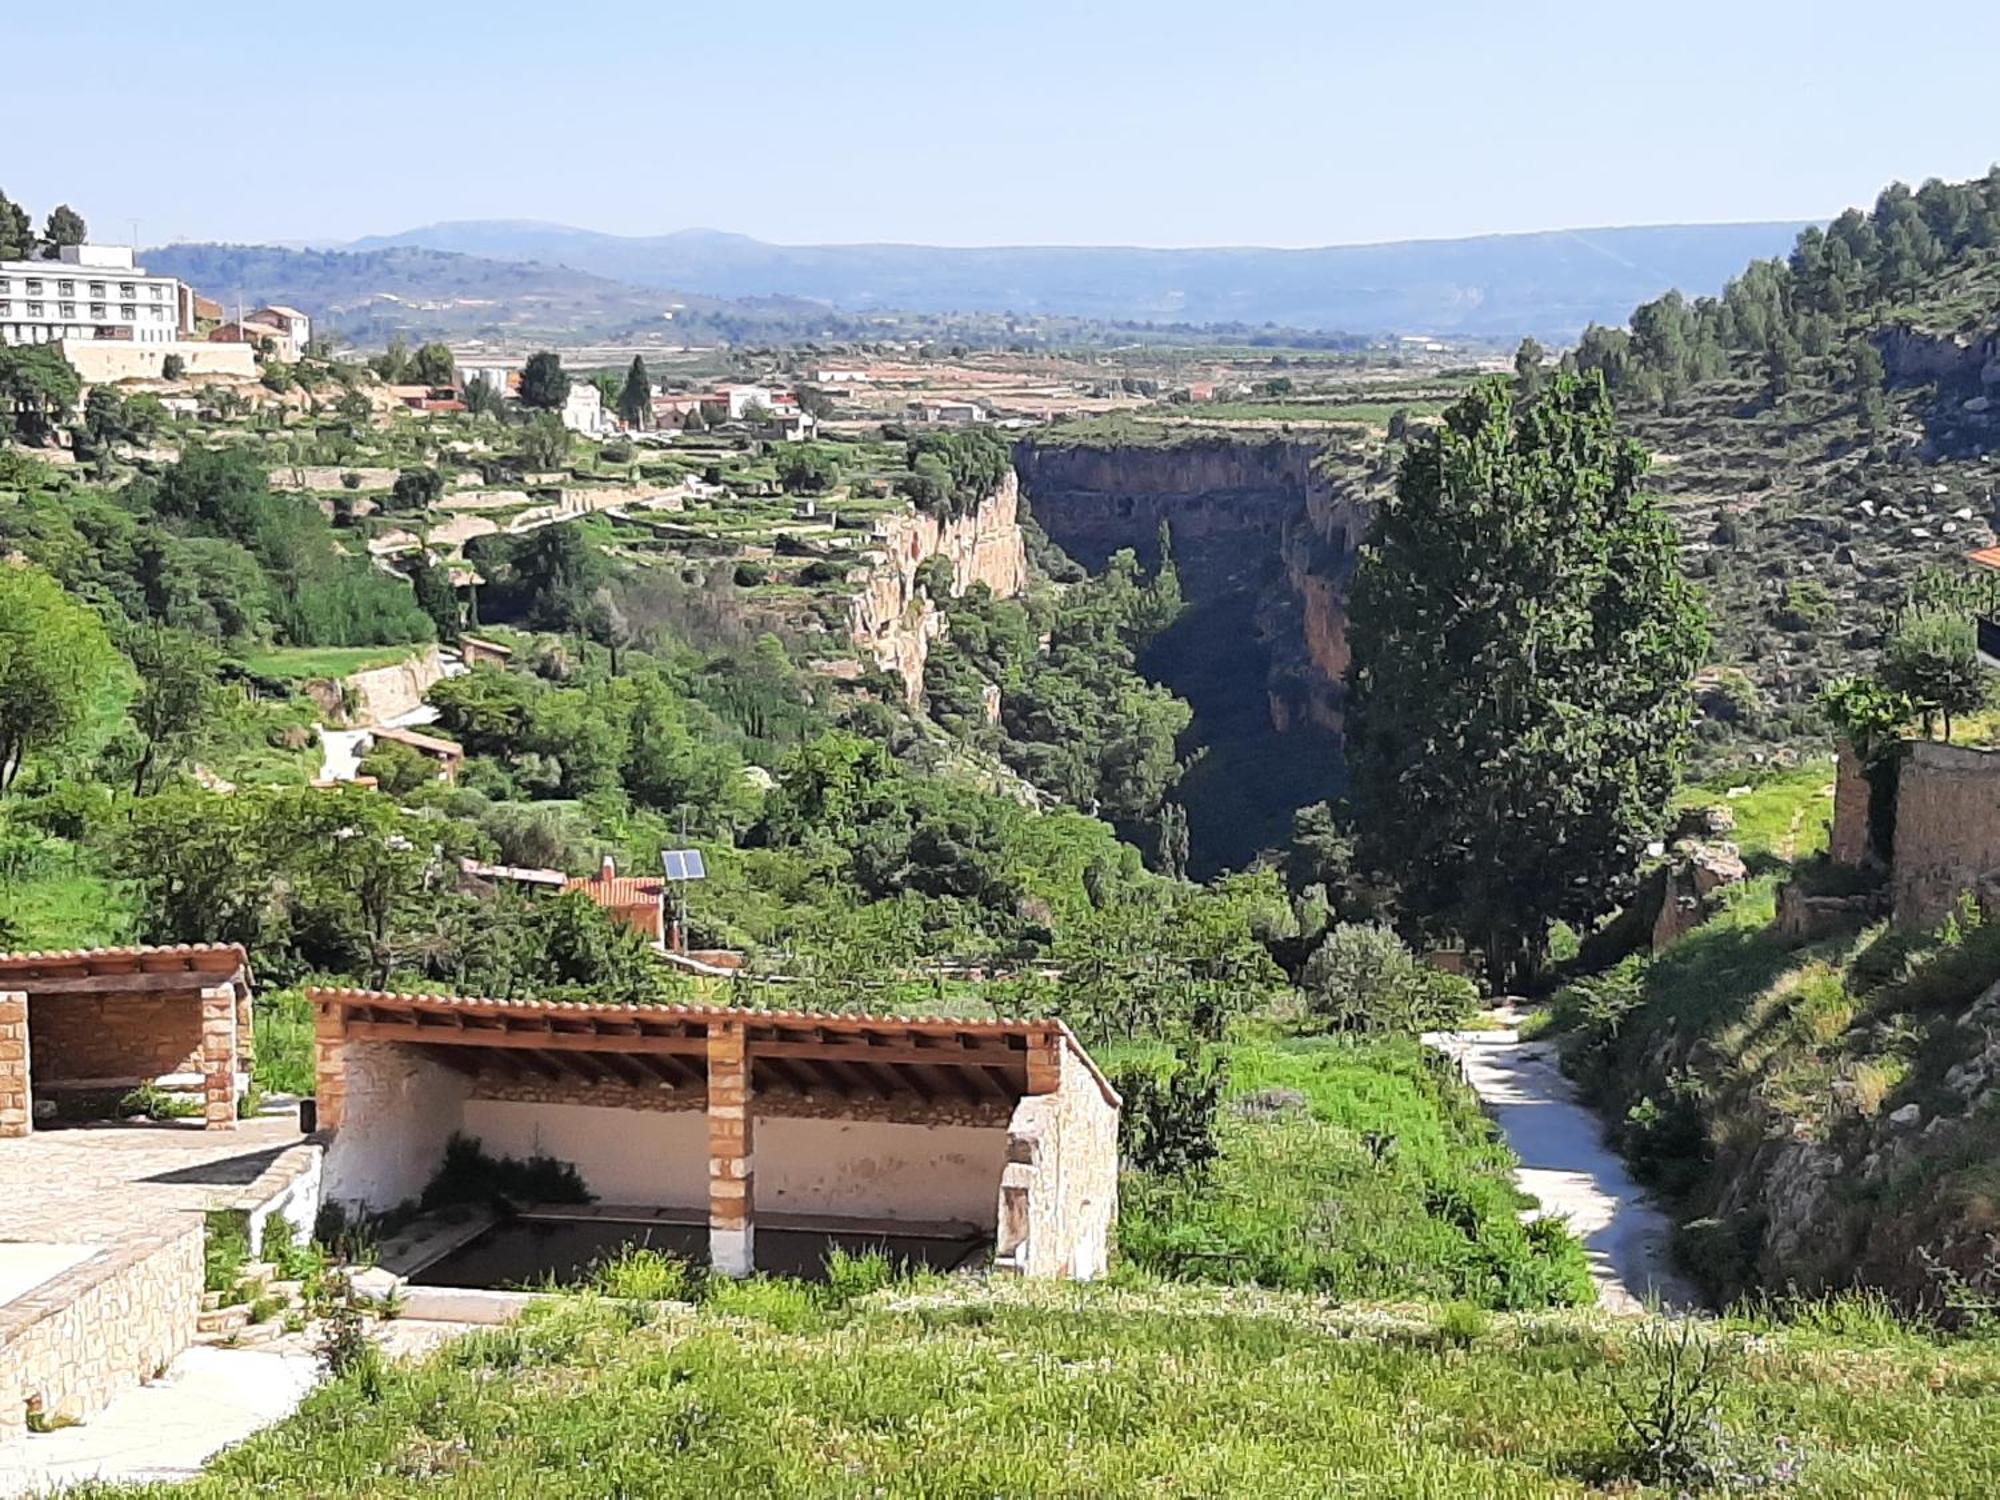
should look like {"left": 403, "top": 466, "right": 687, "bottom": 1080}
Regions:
{"left": 1113, "top": 1046, "right": 1228, "bottom": 1176}
{"left": 734, "top": 561, "right": 768, "bottom": 588}
{"left": 1301, "top": 924, "right": 1479, "bottom": 1032}
{"left": 421, "top": 1133, "right": 593, "bottom": 1210}
{"left": 160, "top": 353, "right": 186, "bottom": 381}
{"left": 591, "top": 1247, "right": 698, "bottom": 1302}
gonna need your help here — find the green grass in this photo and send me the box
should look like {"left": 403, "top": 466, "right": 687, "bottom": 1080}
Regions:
{"left": 237, "top": 646, "right": 422, "bottom": 681}
{"left": 1117, "top": 1033, "right": 1594, "bottom": 1308}
{"left": 89, "top": 1282, "right": 2000, "bottom": 1497}
{"left": 1675, "top": 759, "right": 1836, "bottom": 866}
{"left": 0, "top": 867, "right": 138, "bottom": 951}
{"left": 253, "top": 989, "right": 315, "bottom": 1095}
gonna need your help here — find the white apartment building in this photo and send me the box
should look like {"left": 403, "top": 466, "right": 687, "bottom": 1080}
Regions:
{"left": 0, "top": 245, "right": 185, "bottom": 347}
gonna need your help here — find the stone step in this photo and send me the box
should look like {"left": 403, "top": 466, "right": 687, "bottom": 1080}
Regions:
{"left": 238, "top": 1261, "right": 280, "bottom": 1288}
{"left": 196, "top": 1306, "right": 248, "bottom": 1336}
{"left": 268, "top": 1280, "right": 305, "bottom": 1303}
{"left": 200, "top": 1291, "right": 224, "bottom": 1312}
{"left": 232, "top": 1319, "right": 284, "bottom": 1346}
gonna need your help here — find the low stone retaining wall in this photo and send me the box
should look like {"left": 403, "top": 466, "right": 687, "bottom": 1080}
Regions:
{"left": 0, "top": 1221, "right": 203, "bottom": 1440}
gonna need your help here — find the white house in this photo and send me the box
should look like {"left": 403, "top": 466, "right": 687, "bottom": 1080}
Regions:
{"left": 251, "top": 305, "right": 312, "bottom": 358}
{"left": 0, "top": 244, "right": 184, "bottom": 347}
{"left": 561, "top": 382, "right": 605, "bottom": 437}
{"left": 911, "top": 399, "right": 988, "bottom": 425}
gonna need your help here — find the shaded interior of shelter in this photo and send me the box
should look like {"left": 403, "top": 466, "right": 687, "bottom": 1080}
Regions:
{"left": 313, "top": 989, "right": 1121, "bottom": 1284}
{"left": 409, "top": 1210, "right": 991, "bottom": 1288}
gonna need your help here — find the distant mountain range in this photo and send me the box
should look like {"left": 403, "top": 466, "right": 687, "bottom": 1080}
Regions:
{"left": 339, "top": 220, "right": 1816, "bottom": 340}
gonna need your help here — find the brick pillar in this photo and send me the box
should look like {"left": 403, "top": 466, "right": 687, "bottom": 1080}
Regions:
{"left": 0, "top": 992, "right": 31, "bottom": 1139}
{"left": 1025, "top": 1029, "right": 1063, "bottom": 1096}
{"left": 235, "top": 988, "right": 255, "bottom": 1077}
{"left": 199, "top": 985, "right": 238, "bottom": 1131}
{"left": 312, "top": 996, "right": 346, "bottom": 1131}
{"left": 707, "top": 1021, "right": 754, "bottom": 1277}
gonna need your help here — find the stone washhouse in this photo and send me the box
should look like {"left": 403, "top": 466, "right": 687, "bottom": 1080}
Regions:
{"left": 0, "top": 945, "right": 255, "bottom": 1136}
{"left": 309, "top": 989, "right": 1120, "bottom": 1279}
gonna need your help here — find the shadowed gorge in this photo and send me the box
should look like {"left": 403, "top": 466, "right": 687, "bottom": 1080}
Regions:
{"left": 1014, "top": 436, "right": 1372, "bottom": 874}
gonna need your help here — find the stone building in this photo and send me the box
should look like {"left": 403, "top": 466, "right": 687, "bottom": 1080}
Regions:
{"left": 0, "top": 944, "right": 253, "bottom": 1136}
{"left": 309, "top": 989, "right": 1119, "bottom": 1279}
{"left": 1827, "top": 737, "right": 2000, "bottom": 929}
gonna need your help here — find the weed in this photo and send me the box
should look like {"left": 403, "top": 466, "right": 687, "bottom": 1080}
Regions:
{"left": 591, "top": 1247, "right": 699, "bottom": 1303}
{"left": 1435, "top": 1302, "right": 1491, "bottom": 1346}
{"left": 202, "top": 1210, "right": 250, "bottom": 1295}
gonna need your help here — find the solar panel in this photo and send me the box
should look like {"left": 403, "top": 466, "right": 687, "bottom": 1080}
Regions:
{"left": 661, "top": 849, "right": 707, "bottom": 882}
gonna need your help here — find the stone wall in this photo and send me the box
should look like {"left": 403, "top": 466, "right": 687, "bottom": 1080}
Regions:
{"left": 1890, "top": 740, "right": 2000, "bottom": 929}
{"left": 995, "top": 1035, "right": 1119, "bottom": 1280}
{"left": 1829, "top": 741, "right": 1873, "bottom": 867}
{"left": 846, "top": 473, "right": 1028, "bottom": 701}
{"left": 0, "top": 993, "right": 26, "bottom": 1139}
{"left": 305, "top": 646, "right": 447, "bottom": 727}
{"left": 0, "top": 1221, "right": 203, "bottom": 1440}
{"left": 320, "top": 1042, "right": 471, "bottom": 1212}
{"left": 58, "top": 339, "right": 256, "bottom": 384}
{"left": 28, "top": 992, "right": 204, "bottom": 1085}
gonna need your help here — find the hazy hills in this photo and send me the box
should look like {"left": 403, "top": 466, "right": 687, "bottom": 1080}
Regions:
{"left": 342, "top": 220, "right": 1814, "bottom": 339}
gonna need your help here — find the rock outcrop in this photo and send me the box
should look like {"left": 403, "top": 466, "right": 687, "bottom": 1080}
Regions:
{"left": 846, "top": 472, "right": 1027, "bottom": 702}
{"left": 1012, "top": 435, "right": 1371, "bottom": 734}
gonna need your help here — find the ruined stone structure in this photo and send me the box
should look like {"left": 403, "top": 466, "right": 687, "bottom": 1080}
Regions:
{"left": 0, "top": 945, "right": 252, "bottom": 1135}
{"left": 310, "top": 989, "right": 1118, "bottom": 1280}
{"left": 846, "top": 473, "right": 1028, "bottom": 702}
{"left": 1828, "top": 738, "right": 2000, "bottom": 929}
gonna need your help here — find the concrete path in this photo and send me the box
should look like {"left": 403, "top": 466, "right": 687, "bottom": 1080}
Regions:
{"left": 1427, "top": 1012, "right": 1698, "bottom": 1314}
{"left": 0, "top": 1346, "right": 317, "bottom": 1495}
{"left": 0, "top": 1322, "right": 480, "bottom": 1495}
{"left": 314, "top": 650, "right": 463, "bottom": 783}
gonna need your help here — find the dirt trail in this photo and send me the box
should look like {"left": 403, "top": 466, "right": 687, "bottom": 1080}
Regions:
{"left": 1427, "top": 1009, "right": 1699, "bottom": 1314}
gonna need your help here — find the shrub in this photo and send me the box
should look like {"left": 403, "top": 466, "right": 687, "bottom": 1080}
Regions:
{"left": 591, "top": 1247, "right": 698, "bottom": 1302}
{"left": 1603, "top": 1318, "right": 1745, "bottom": 1490}
{"left": 340, "top": 470, "right": 362, "bottom": 489}
{"left": 734, "top": 561, "right": 768, "bottom": 588}
{"left": 204, "top": 1209, "right": 251, "bottom": 1293}
{"left": 160, "top": 353, "right": 186, "bottom": 381}
{"left": 1112, "top": 1046, "right": 1228, "bottom": 1176}
{"left": 420, "top": 1133, "right": 593, "bottom": 1210}
{"left": 1301, "top": 924, "right": 1478, "bottom": 1032}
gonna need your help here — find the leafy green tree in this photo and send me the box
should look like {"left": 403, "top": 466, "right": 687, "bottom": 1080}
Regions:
{"left": 0, "top": 567, "right": 118, "bottom": 792}
{"left": 616, "top": 356, "right": 651, "bottom": 429}
{"left": 775, "top": 442, "right": 841, "bottom": 494}
{"left": 41, "top": 204, "right": 85, "bottom": 257}
{"left": 407, "top": 553, "right": 461, "bottom": 643}
{"left": 1346, "top": 375, "right": 1709, "bottom": 986}
{"left": 518, "top": 412, "right": 570, "bottom": 470}
{"left": 1513, "top": 337, "right": 1548, "bottom": 398}
{"left": 519, "top": 351, "right": 570, "bottom": 411}
{"left": 0, "top": 190, "right": 30, "bottom": 260}
{"left": 125, "top": 625, "right": 225, "bottom": 796}
{"left": 1880, "top": 606, "right": 1987, "bottom": 740}
{"left": 0, "top": 344, "right": 82, "bottom": 444}
{"left": 389, "top": 466, "right": 445, "bottom": 512}
{"left": 463, "top": 375, "right": 505, "bottom": 419}
{"left": 410, "top": 342, "right": 456, "bottom": 388}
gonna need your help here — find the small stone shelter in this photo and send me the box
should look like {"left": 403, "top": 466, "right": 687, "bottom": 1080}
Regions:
{"left": 309, "top": 989, "right": 1119, "bottom": 1279}
{"left": 0, "top": 944, "right": 253, "bottom": 1136}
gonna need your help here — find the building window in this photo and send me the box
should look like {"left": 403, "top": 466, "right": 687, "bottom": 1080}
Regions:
{"left": 57, "top": 280, "right": 73, "bottom": 296}
{"left": 149, "top": 284, "right": 164, "bottom": 299}
{"left": 120, "top": 304, "right": 136, "bottom": 320}
{"left": 26, "top": 301, "right": 43, "bottom": 316}
{"left": 24, "top": 279, "right": 41, "bottom": 294}
{"left": 59, "top": 302, "right": 75, "bottom": 318}
{"left": 119, "top": 283, "right": 135, "bottom": 298}
{"left": 90, "top": 305, "right": 106, "bottom": 319}
{"left": 88, "top": 282, "right": 104, "bottom": 297}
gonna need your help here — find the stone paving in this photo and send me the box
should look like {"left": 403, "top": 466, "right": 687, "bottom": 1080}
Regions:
{"left": 0, "top": 1114, "right": 309, "bottom": 1245}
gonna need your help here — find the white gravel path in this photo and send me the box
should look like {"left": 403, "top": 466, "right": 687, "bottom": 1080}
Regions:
{"left": 1428, "top": 1011, "right": 1700, "bottom": 1314}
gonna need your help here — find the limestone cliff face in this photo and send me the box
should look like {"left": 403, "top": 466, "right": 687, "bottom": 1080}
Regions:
{"left": 846, "top": 471, "right": 1028, "bottom": 701}
{"left": 1013, "top": 436, "right": 1372, "bottom": 734}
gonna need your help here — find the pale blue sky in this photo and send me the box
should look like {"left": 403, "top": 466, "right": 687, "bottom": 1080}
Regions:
{"left": 6, "top": 0, "right": 1996, "bottom": 248}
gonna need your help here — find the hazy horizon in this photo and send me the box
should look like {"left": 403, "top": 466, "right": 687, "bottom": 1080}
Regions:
{"left": 5, "top": 1, "right": 1996, "bottom": 253}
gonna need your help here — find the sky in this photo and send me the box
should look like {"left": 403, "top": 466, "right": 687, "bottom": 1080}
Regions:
{"left": 6, "top": 0, "right": 1998, "bottom": 250}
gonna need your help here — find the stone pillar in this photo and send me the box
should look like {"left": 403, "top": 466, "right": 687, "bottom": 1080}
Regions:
{"left": 707, "top": 1021, "right": 754, "bottom": 1277}
{"left": 312, "top": 997, "right": 346, "bottom": 1131}
{"left": 199, "top": 985, "right": 238, "bottom": 1131}
{"left": 0, "top": 991, "right": 31, "bottom": 1139}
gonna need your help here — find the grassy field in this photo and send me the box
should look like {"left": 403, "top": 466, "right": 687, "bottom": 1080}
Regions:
{"left": 1118, "top": 1033, "right": 1594, "bottom": 1308}
{"left": 89, "top": 1281, "right": 2000, "bottom": 1497}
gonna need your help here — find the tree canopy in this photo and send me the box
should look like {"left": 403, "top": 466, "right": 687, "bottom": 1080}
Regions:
{"left": 1346, "top": 374, "right": 1709, "bottom": 984}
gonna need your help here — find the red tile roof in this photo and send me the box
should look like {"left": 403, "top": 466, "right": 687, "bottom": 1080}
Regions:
{"left": 1967, "top": 546, "right": 2000, "bottom": 571}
